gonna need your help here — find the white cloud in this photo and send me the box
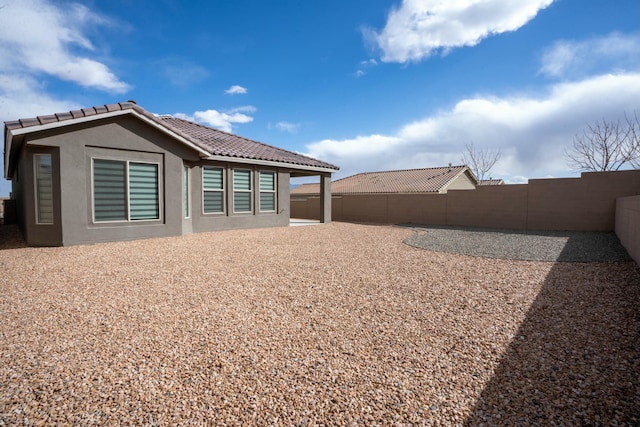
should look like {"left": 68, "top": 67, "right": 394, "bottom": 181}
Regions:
{"left": 370, "top": 0, "right": 554, "bottom": 63}
{"left": 0, "top": 74, "right": 80, "bottom": 123}
{"left": 0, "top": 0, "right": 130, "bottom": 92}
{"left": 225, "top": 85, "right": 248, "bottom": 95}
{"left": 355, "top": 58, "right": 378, "bottom": 77}
{"left": 0, "top": 73, "right": 81, "bottom": 195}
{"left": 275, "top": 121, "right": 300, "bottom": 133}
{"left": 307, "top": 134, "right": 402, "bottom": 158}
{"left": 305, "top": 72, "right": 640, "bottom": 182}
{"left": 176, "top": 106, "right": 256, "bottom": 133}
{"left": 540, "top": 32, "right": 640, "bottom": 79}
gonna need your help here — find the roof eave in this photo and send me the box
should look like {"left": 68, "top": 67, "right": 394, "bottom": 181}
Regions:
{"left": 4, "top": 127, "right": 13, "bottom": 179}
{"left": 205, "top": 154, "right": 338, "bottom": 173}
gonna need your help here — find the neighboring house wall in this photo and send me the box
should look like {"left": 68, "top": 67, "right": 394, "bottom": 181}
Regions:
{"left": 292, "top": 170, "right": 640, "bottom": 232}
{"left": 615, "top": 195, "right": 640, "bottom": 265}
{"left": 444, "top": 172, "right": 477, "bottom": 191}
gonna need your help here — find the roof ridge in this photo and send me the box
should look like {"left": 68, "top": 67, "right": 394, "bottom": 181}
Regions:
{"left": 4, "top": 101, "right": 141, "bottom": 129}
{"left": 356, "top": 165, "right": 466, "bottom": 175}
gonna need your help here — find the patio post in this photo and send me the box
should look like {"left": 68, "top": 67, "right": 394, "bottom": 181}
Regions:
{"left": 320, "top": 173, "right": 331, "bottom": 223}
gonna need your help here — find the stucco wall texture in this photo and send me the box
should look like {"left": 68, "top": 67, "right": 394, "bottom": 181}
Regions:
{"left": 616, "top": 195, "right": 640, "bottom": 265}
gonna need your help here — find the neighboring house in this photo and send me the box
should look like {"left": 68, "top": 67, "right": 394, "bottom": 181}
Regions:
{"left": 291, "top": 165, "right": 478, "bottom": 196}
{"left": 3, "top": 102, "right": 338, "bottom": 246}
{"left": 478, "top": 178, "right": 505, "bottom": 186}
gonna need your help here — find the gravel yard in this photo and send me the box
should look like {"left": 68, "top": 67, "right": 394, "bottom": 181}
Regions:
{"left": 1, "top": 222, "right": 639, "bottom": 425}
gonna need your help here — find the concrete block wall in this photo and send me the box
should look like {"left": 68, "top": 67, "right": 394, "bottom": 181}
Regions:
{"left": 615, "top": 195, "right": 640, "bottom": 265}
{"left": 446, "top": 184, "right": 528, "bottom": 229}
{"left": 291, "top": 170, "right": 640, "bottom": 233}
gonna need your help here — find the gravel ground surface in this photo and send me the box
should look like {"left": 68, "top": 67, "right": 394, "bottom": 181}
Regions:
{"left": 402, "top": 225, "right": 632, "bottom": 262}
{"left": 1, "top": 222, "right": 639, "bottom": 425}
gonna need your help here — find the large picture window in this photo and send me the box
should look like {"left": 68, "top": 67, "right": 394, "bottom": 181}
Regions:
{"left": 233, "top": 169, "right": 252, "bottom": 213}
{"left": 93, "top": 159, "right": 159, "bottom": 222}
{"left": 203, "top": 167, "right": 224, "bottom": 213}
{"left": 259, "top": 171, "right": 276, "bottom": 212}
{"left": 34, "top": 154, "right": 53, "bottom": 224}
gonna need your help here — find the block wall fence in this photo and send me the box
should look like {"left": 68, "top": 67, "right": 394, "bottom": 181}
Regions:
{"left": 616, "top": 195, "right": 640, "bottom": 265}
{"left": 291, "top": 170, "right": 640, "bottom": 263}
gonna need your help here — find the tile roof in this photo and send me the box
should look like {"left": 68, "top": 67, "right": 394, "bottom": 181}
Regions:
{"left": 4, "top": 102, "right": 338, "bottom": 171}
{"left": 291, "top": 165, "right": 477, "bottom": 195}
{"left": 3, "top": 102, "right": 146, "bottom": 131}
{"left": 478, "top": 178, "right": 505, "bottom": 185}
{"left": 158, "top": 116, "right": 337, "bottom": 170}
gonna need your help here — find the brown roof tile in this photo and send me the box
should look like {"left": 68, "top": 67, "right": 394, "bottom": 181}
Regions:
{"left": 81, "top": 107, "right": 98, "bottom": 116}
{"left": 291, "top": 166, "right": 476, "bottom": 195}
{"left": 158, "top": 116, "right": 338, "bottom": 170}
{"left": 55, "top": 112, "right": 74, "bottom": 121}
{"left": 4, "top": 120, "right": 21, "bottom": 131}
{"left": 19, "top": 118, "right": 40, "bottom": 127}
{"left": 38, "top": 115, "right": 58, "bottom": 125}
{"left": 70, "top": 110, "right": 85, "bottom": 119}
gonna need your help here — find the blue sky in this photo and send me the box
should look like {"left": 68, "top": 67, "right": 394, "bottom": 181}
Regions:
{"left": 1, "top": 0, "right": 639, "bottom": 196}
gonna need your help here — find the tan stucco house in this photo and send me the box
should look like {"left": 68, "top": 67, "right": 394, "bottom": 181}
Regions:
{"left": 3, "top": 102, "right": 338, "bottom": 246}
{"left": 291, "top": 165, "right": 478, "bottom": 197}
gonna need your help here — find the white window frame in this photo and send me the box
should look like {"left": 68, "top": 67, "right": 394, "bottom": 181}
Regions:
{"left": 202, "top": 166, "right": 225, "bottom": 215}
{"left": 91, "top": 158, "right": 162, "bottom": 224}
{"left": 258, "top": 170, "right": 277, "bottom": 213}
{"left": 34, "top": 153, "right": 54, "bottom": 225}
{"left": 233, "top": 168, "right": 253, "bottom": 214}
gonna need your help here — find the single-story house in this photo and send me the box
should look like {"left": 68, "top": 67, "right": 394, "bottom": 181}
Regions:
{"left": 291, "top": 165, "right": 478, "bottom": 197}
{"left": 3, "top": 101, "right": 338, "bottom": 246}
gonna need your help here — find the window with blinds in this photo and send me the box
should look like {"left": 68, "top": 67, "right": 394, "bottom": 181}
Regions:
{"left": 93, "top": 159, "right": 159, "bottom": 222}
{"left": 34, "top": 154, "right": 54, "bottom": 224}
{"left": 259, "top": 171, "right": 276, "bottom": 212}
{"left": 129, "top": 163, "right": 159, "bottom": 220}
{"left": 233, "top": 169, "right": 252, "bottom": 213}
{"left": 203, "top": 167, "right": 224, "bottom": 213}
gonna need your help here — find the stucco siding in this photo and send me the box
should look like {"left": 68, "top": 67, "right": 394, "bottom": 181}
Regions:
{"left": 14, "top": 115, "right": 295, "bottom": 245}
{"left": 445, "top": 172, "right": 477, "bottom": 192}
{"left": 190, "top": 163, "right": 290, "bottom": 233}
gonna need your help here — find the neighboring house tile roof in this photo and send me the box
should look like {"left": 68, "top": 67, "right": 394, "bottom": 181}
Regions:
{"left": 4, "top": 102, "right": 338, "bottom": 174}
{"left": 478, "top": 178, "right": 505, "bottom": 185}
{"left": 291, "top": 165, "right": 477, "bottom": 195}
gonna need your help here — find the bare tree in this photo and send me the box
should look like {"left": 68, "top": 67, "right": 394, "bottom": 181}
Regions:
{"left": 460, "top": 142, "right": 501, "bottom": 181}
{"left": 566, "top": 113, "right": 640, "bottom": 172}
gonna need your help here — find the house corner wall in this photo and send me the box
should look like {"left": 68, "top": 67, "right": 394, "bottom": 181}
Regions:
{"left": 615, "top": 195, "right": 640, "bottom": 266}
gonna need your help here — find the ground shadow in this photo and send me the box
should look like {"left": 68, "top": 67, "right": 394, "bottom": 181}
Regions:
{"left": 0, "top": 224, "right": 27, "bottom": 250}
{"left": 464, "top": 239, "right": 640, "bottom": 425}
